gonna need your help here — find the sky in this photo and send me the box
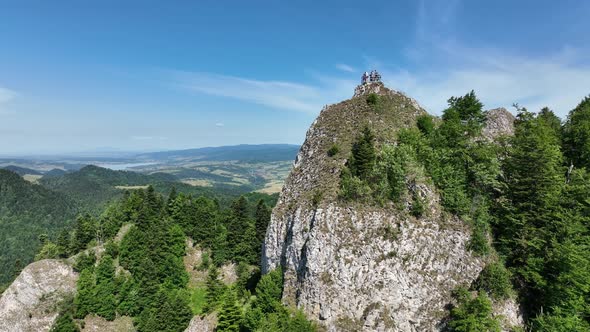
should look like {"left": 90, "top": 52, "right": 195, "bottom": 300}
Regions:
{"left": 1, "top": 0, "right": 589, "bottom": 155}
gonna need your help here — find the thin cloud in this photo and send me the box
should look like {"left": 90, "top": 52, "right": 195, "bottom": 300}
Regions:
{"left": 215, "top": 122, "right": 225, "bottom": 127}
{"left": 382, "top": 0, "right": 590, "bottom": 116}
{"left": 0, "top": 87, "right": 16, "bottom": 114}
{"left": 170, "top": 71, "right": 348, "bottom": 114}
{"left": 335, "top": 63, "right": 355, "bottom": 73}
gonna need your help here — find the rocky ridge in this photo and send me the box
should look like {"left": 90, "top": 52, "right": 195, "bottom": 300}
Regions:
{"left": 262, "top": 82, "right": 522, "bottom": 331}
{"left": 0, "top": 260, "right": 78, "bottom": 332}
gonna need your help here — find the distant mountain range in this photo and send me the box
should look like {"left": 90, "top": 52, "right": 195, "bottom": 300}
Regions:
{"left": 0, "top": 144, "right": 300, "bottom": 170}
{"left": 136, "top": 144, "right": 300, "bottom": 162}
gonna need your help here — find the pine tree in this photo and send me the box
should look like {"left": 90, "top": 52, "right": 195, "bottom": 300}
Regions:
{"left": 537, "top": 107, "right": 562, "bottom": 139}
{"left": 50, "top": 312, "right": 80, "bottom": 332}
{"left": 349, "top": 126, "right": 376, "bottom": 180}
{"left": 166, "top": 186, "right": 177, "bottom": 216}
{"left": 253, "top": 268, "right": 283, "bottom": 314}
{"left": 448, "top": 288, "right": 500, "bottom": 332}
{"left": 254, "top": 199, "right": 271, "bottom": 244}
{"left": 216, "top": 289, "right": 242, "bottom": 332}
{"left": 203, "top": 266, "right": 224, "bottom": 313}
{"left": 74, "top": 268, "right": 95, "bottom": 319}
{"left": 94, "top": 254, "right": 117, "bottom": 320}
{"left": 496, "top": 108, "right": 568, "bottom": 314}
{"left": 56, "top": 229, "right": 71, "bottom": 258}
{"left": 563, "top": 96, "right": 590, "bottom": 168}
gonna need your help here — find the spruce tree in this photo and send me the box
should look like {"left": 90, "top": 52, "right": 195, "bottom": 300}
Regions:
{"left": 94, "top": 254, "right": 117, "bottom": 320}
{"left": 74, "top": 268, "right": 95, "bottom": 319}
{"left": 203, "top": 266, "right": 224, "bottom": 313}
{"left": 563, "top": 96, "right": 590, "bottom": 169}
{"left": 349, "top": 126, "right": 376, "bottom": 180}
{"left": 50, "top": 312, "right": 80, "bottom": 332}
{"left": 254, "top": 199, "right": 271, "bottom": 244}
{"left": 216, "top": 289, "right": 242, "bottom": 332}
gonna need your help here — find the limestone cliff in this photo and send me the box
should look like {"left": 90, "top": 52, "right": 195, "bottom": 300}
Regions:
{"left": 0, "top": 260, "right": 78, "bottom": 332}
{"left": 262, "top": 82, "right": 522, "bottom": 331}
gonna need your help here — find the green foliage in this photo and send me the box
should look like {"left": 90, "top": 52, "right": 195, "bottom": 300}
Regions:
{"left": 74, "top": 268, "right": 95, "bottom": 319}
{"left": 35, "top": 241, "right": 61, "bottom": 260}
{"left": 252, "top": 268, "right": 283, "bottom": 314}
{"left": 0, "top": 169, "right": 77, "bottom": 284}
{"left": 467, "top": 206, "right": 492, "bottom": 256}
{"left": 203, "top": 266, "right": 225, "bottom": 313}
{"left": 242, "top": 268, "right": 316, "bottom": 332}
{"left": 50, "top": 312, "right": 80, "bottom": 332}
{"left": 135, "top": 287, "right": 193, "bottom": 332}
{"left": 348, "top": 126, "right": 376, "bottom": 180}
{"left": 476, "top": 262, "right": 512, "bottom": 300}
{"left": 533, "top": 309, "right": 590, "bottom": 332}
{"left": 71, "top": 214, "right": 98, "bottom": 253}
{"left": 366, "top": 93, "right": 379, "bottom": 105}
{"left": 327, "top": 144, "right": 340, "bottom": 157}
{"left": 410, "top": 190, "right": 426, "bottom": 217}
{"left": 216, "top": 289, "right": 243, "bottom": 332}
{"left": 448, "top": 287, "right": 500, "bottom": 332}
{"left": 563, "top": 96, "right": 590, "bottom": 168}
{"left": 254, "top": 199, "right": 271, "bottom": 245}
{"left": 188, "top": 286, "right": 207, "bottom": 315}
{"left": 311, "top": 190, "right": 323, "bottom": 208}
{"left": 339, "top": 167, "right": 372, "bottom": 201}
{"left": 94, "top": 254, "right": 117, "bottom": 320}
{"left": 104, "top": 240, "right": 119, "bottom": 258}
{"left": 416, "top": 114, "right": 435, "bottom": 136}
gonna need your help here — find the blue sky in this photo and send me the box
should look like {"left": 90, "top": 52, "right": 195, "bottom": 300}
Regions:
{"left": 1, "top": 0, "right": 589, "bottom": 154}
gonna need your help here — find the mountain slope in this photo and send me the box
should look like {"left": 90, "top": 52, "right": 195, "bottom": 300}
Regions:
{"left": 0, "top": 169, "right": 78, "bottom": 286}
{"left": 262, "top": 82, "right": 522, "bottom": 331}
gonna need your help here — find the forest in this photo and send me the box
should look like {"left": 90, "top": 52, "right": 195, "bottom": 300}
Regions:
{"left": 39, "top": 186, "right": 315, "bottom": 332}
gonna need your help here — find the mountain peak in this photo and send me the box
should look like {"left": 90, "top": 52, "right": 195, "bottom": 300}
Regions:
{"left": 353, "top": 81, "right": 387, "bottom": 97}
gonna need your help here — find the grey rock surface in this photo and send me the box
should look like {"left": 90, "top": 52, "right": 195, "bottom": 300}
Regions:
{"left": 263, "top": 85, "right": 522, "bottom": 331}
{"left": 0, "top": 259, "right": 78, "bottom": 332}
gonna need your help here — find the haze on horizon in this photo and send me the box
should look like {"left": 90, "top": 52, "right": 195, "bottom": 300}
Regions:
{"left": 1, "top": 0, "right": 589, "bottom": 154}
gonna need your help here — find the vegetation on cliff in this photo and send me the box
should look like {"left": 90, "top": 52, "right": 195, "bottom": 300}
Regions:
{"left": 39, "top": 185, "right": 313, "bottom": 331}
{"left": 339, "top": 90, "right": 590, "bottom": 330}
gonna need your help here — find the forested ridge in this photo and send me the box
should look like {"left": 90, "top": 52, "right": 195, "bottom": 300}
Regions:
{"left": 340, "top": 92, "right": 590, "bottom": 331}
{"left": 40, "top": 186, "right": 315, "bottom": 332}
{"left": 0, "top": 164, "right": 275, "bottom": 292}
{"left": 0, "top": 169, "right": 78, "bottom": 286}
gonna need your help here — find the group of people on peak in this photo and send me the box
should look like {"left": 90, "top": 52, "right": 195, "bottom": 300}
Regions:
{"left": 361, "top": 70, "right": 381, "bottom": 84}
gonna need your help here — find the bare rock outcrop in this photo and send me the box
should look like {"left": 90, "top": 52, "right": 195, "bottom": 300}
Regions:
{"left": 263, "top": 84, "right": 522, "bottom": 331}
{"left": 184, "top": 314, "right": 217, "bottom": 332}
{"left": 0, "top": 259, "right": 78, "bottom": 332}
{"left": 483, "top": 107, "right": 516, "bottom": 141}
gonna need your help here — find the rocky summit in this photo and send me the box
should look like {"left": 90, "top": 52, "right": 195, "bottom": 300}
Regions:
{"left": 262, "top": 82, "right": 521, "bottom": 331}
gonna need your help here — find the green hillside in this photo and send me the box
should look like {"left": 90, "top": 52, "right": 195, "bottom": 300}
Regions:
{"left": 0, "top": 169, "right": 78, "bottom": 286}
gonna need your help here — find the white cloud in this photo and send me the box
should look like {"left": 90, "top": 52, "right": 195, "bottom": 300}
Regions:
{"left": 171, "top": 71, "right": 351, "bottom": 113}
{"left": 335, "top": 63, "right": 355, "bottom": 73}
{"left": 376, "top": 0, "right": 590, "bottom": 116}
{"left": 215, "top": 122, "right": 224, "bottom": 127}
{"left": 380, "top": 51, "right": 590, "bottom": 116}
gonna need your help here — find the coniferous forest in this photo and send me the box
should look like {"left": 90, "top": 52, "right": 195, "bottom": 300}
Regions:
{"left": 37, "top": 185, "right": 315, "bottom": 332}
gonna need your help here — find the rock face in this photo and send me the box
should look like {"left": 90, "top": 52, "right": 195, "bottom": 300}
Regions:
{"left": 262, "top": 83, "right": 522, "bottom": 331}
{"left": 482, "top": 107, "right": 516, "bottom": 141}
{"left": 184, "top": 314, "right": 217, "bottom": 332}
{"left": 0, "top": 259, "right": 78, "bottom": 332}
